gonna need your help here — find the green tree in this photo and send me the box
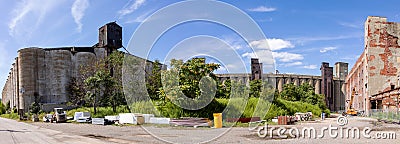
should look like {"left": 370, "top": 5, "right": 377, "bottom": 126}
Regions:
{"left": 0, "top": 102, "right": 6, "bottom": 115}
{"left": 146, "top": 60, "right": 162, "bottom": 100}
{"left": 250, "top": 79, "right": 262, "bottom": 97}
{"left": 84, "top": 70, "right": 115, "bottom": 114}
{"left": 216, "top": 79, "right": 231, "bottom": 98}
{"left": 277, "top": 83, "right": 327, "bottom": 110}
{"left": 157, "top": 58, "right": 221, "bottom": 118}
{"left": 165, "top": 58, "right": 220, "bottom": 99}
{"left": 107, "top": 51, "right": 127, "bottom": 112}
{"left": 5, "top": 101, "right": 10, "bottom": 113}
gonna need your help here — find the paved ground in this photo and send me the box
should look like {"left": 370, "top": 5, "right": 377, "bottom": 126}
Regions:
{"left": 0, "top": 117, "right": 112, "bottom": 144}
{"left": 3, "top": 115, "right": 400, "bottom": 143}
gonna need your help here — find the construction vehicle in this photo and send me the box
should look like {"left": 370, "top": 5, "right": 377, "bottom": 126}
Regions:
{"left": 343, "top": 88, "right": 358, "bottom": 116}
{"left": 51, "top": 108, "right": 66, "bottom": 123}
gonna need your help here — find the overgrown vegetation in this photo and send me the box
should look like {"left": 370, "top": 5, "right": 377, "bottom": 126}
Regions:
{"left": 0, "top": 102, "right": 6, "bottom": 115}
{"left": 64, "top": 52, "right": 329, "bottom": 121}
{"left": 68, "top": 51, "right": 126, "bottom": 114}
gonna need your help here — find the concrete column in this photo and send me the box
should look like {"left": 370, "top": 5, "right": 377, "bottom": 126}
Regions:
{"left": 294, "top": 78, "right": 299, "bottom": 86}
{"left": 301, "top": 79, "right": 306, "bottom": 85}
{"left": 315, "top": 80, "right": 321, "bottom": 94}
{"left": 286, "top": 78, "right": 291, "bottom": 84}
{"left": 278, "top": 78, "right": 284, "bottom": 92}
{"left": 308, "top": 79, "right": 313, "bottom": 86}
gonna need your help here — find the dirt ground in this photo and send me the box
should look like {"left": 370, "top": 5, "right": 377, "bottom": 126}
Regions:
{"left": 30, "top": 114, "right": 400, "bottom": 144}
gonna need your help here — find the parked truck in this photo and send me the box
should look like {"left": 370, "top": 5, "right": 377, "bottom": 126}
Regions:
{"left": 51, "top": 108, "right": 66, "bottom": 123}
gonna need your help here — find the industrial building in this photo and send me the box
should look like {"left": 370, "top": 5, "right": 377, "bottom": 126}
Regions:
{"left": 345, "top": 16, "right": 400, "bottom": 114}
{"left": 216, "top": 59, "right": 348, "bottom": 112}
{"left": 1, "top": 22, "right": 153, "bottom": 114}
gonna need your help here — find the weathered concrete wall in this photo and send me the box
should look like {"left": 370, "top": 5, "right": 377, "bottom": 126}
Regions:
{"left": 0, "top": 47, "right": 107, "bottom": 113}
{"left": 215, "top": 73, "right": 324, "bottom": 94}
{"left": 216, "top": 63, "right": 347, "bottom": 112}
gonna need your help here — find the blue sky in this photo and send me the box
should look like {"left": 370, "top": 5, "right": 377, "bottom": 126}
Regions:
{"left": 1, "top": 0, "right": 400, "bottom": 88}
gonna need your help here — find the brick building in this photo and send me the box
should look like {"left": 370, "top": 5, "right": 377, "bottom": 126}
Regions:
{"left": 346, "top": 16, "right": 400, "bottom": 113}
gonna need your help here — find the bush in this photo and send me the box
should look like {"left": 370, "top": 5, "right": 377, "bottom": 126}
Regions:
{"left": 157, "top": 99, "right": 225, "bottom": 119}
{"left": 66, "top": 106, "right": 130, "bottom": 118}
{"left": 130, "top": 100, "right": 160, "bottom": 116}
{"left": 0, "top": 112, "right": 19, "bottom": 120}
{"left": 264, "top": 103, "right": 287, "bottom": 120}
{"left": 0, "top": 102, "right": 6, "bottom": 115}
{"left": 275, "top": 98, "right": 323, "bottom": 117}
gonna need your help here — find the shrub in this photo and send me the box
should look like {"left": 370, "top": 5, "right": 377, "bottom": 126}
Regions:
{"left": 275, "top": 98, "right": 323, "bottom": 117}
{"left": 66, "top": 106, "right": 130, "bottom": 118}
{"left": 130, "top": 100, "right": 160, "bottom": 116}
{"left": 0, "top": 112, "right": 19, "bottom": 120}
{"left": 0, "top": 102, "right": 6, "bottom": 115}
{"left": 264, "top": 103, "right": 287, "bottom": 120}
{"left": 157, "top": 99, "right": 225, "bottom": 119}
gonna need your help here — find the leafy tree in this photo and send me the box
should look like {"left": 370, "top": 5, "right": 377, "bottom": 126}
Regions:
{"left": 84, "top": 70, "right": 115, "bottom": 114}
{"left": 30, "top": 93, "right": 40, "bottom": 114}
{"left": 277, "top": 83, "right": 327, "bottom": 110}
{"left": 107, "top": 51, "right": 127, "bottom": 112}
{"left": 250, "top": 80, "right": 262, "bottom": 97}
{"left": 0, "top": 102, "right": 6, "bottom": 115}
{"left": 146, "top": 60, "right": 162, "bottom": 100}
{"left": 5, "top": 101, "right": 10, "bottom": 113}
{"left": 158, "top": 58, "right": 221, "bottom": 118}
{"left": 177, "top": 58, "right": 220, "bottom": 99}
{"left": 216, "top": 79, "right": 231, "bottom": 98}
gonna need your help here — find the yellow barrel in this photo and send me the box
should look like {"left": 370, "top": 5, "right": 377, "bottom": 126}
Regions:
{"left": 213, "top": 113, "right": 222, "bottom": 128}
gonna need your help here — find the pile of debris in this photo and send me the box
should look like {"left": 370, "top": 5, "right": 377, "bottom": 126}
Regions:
{"left": 169, "top": 117, "right": 211, "bottom": 128}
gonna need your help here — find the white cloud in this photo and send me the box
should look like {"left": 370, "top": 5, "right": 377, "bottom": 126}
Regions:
{"left": 241, "top": 52, "right": 256, "bottom": 58}
{"left": 250, "top": 38, "right": 294, "bottom": 51}
{"left": 338, "top": 22, "right": 362, "bottom": 28}
{"left": 118, "top": 0, "right": 146, "bottom": 18}
{"left": 303, "top": 65, "right": 318, "bottom": 69}
{"left": 319, "top": 46, "right": 337, "bottom": 53}
{"left": 71, "top": 0, "right": 89, "bottom": 32}
{"left": 248, "top": 6, "right": 277, "bottom": 12}
{"left": 71, "top": 0, "right": 89, "bottom": 33}
{"left": 272, "top": 52, "right": 303, "bottom": 62}
{"left": 289, "top": 34, "right": 361, "bottom": 44}
{"left": 8, "top": 0, "right": 61, "bottom": 36}
{"left": 0, "top": 42, "right": 10, "bottom": 88}
{"left": 284, "top": 61, "right": 302, "bottom": 67}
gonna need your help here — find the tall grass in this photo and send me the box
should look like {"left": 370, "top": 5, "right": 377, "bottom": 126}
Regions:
{"left": 66, "top": 106, "right": 130, "bottom": 118}
{"left": 0, "top": 112, "right": 19, "bottom": 120}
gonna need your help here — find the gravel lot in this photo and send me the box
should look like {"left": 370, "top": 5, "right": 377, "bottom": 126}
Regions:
{"left": 30, "top": 115, "right": 400, "bottom": 144}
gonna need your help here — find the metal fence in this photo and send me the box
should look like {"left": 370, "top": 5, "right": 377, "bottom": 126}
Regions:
{"left": 368, "top": 109, "right": 400, "bottom": 122}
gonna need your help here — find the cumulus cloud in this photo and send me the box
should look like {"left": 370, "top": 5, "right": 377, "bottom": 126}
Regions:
{"left": 303, "top": 65, "right": 318, "bottom": 69}
{"left": 319, "top": 46, "right": 337, "bottom": 53}
{"left": 250, "top": 38, "right": 294, "bottom": 51}
{"left": 248, "top": 6, "right": 277, "bottom": 12}
{"left": 272, "top": 52, "right": 303, "bottom": 62}
{"left": 118, "top": 0, "right": 146, "bottom": 18}
{"left": 71, "top": 0, "right": 89, "bottom": 33}
{"left": 284, "top": 61, "right": 302, "bottom": 67}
